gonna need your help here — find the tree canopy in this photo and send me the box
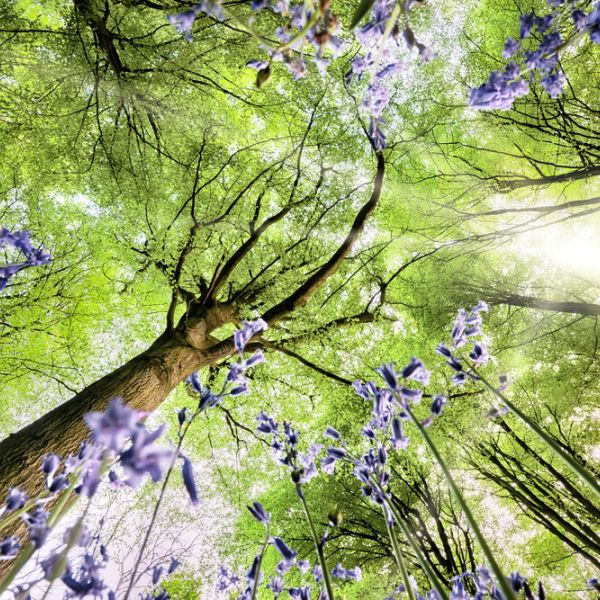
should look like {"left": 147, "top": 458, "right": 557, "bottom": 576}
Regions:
{"left": 0, "top": 0, "right": 599, "bottom": 597}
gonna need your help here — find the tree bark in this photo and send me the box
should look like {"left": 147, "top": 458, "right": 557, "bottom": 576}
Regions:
{"left": 493, "top": 294, "right": 600, "bottom": 316}
{"left": 0, "top": 332, "right": 211, "bottom": 497}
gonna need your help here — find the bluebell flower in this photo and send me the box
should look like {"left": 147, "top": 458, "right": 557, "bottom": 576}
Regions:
{"left": 289, "top": 586, "right": 311, "bottom": 599}
{"left": 234, "top": 318, "right": 268, "bottom": 354}
{"left": 119, "top": 425, "right": 172, "bottom": 487}
{"left": 502, "top": 37, "right": 520, "bottom": 58}
{"left": 430, "top": 394, "right": 447, "bottom": 417}
{"left": 182, "top": 456, "right": 200, "bottom": 505}
{"left": 166, "top": 9, "right": 198, "bottom": 41}
{"left": 85, "top": 397, "right": 141, "bottom": 453}
{"left": 247, "top": 501, "right": 270, "bottom": 524}
{"left": 78, "top": 452, "right": 103, "bottom": 497}
{"left": 4, "top": 487, "right": 27, "bottom": 512}
{"left": 401, "top": 357, "right": 430, "bottom": 385}
{"left": 246, "top": 59, "right": 270, "bottom": 70}
{"left": 246, "top": 555, "right": 261, "bottom": 583}
{"left": 324, "top": 426, "right": 341, "bottom": 440}
{"left": 217, "top": 566, "right": 240, "bottom": 592}
{"left": 377, "top": 363, "right": 399, "bottom": 391}
{"left": 48, "top": 474, "right": 69, "bottom": 494}
{"left": 61, "top": 556, "right": 105, "bottom": 597}
{"left": 272, "top": 536, "right": 297, "bottom": 562}
{"left": 520, "top": 13, "right": 535, "bottom": 38}
{"left": 509, "top": 572, "right": 527, "bottom": 591}
{"left": 469, "top": 342, "right": 489, "bottom": 366}
{"left": 390, "top": 417, "right": 409, "bottom": 449}
{"left": 22, "top": 504, "right": 49, "bottom": 548}
{"left": 168, "top": 557, "right": 180, "bottom": 574}
{"left": 267, "top": 574, "right": 284, "bottom": 597}
{"left": 0, "top": 535, "right": 20, "bottom": 560}
{"left": 541, "top": 70, "right": 566, "bottom": 98}
{"left": 41, "top": 453, "right": 61, "bottom": 476}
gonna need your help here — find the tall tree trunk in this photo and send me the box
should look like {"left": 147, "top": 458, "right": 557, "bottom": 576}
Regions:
{"left": 492, "top": 293, "right": 600, "bottom": 316}
{"left": 0, "top": 332, "right": 211, "bottom": 497}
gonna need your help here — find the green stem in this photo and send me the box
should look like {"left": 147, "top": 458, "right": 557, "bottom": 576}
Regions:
{"left": 384, "top": 517, "right": 416, "bottom": 600}
{"left": 122, "top": 435, "right": 186, "bottom": 600}
{"left": 369, "top": 477, "right": 449, "bottom": 599}
{"left": 370, "top": 3, "right": 401, "bottom": 82}
{"left": 475, "top": 371, "right": 600, "bottom": 500}
{"left": 220, "top": 5, "right": 322, "bottom": 54}
{"left": 0, "top": 473, "right": 83, "bottom": 594}
{"left": 296, "top": 484, "right": 335, "bottom": 600}
{"left": 403, "top": 404, "right": 515, "bottom": 600}
{"left": 250, "top": 524, "right": 271, "bottom": 600}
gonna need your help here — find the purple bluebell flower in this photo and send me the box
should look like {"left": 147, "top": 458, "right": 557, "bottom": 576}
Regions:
{"left": 509, "top": 572, "right": 527, "bottom": 591}
{"left": 152, "top": 565, "right": 163, "bottom": 586}
{"left": 390, "top": 418, "right": 409, "bottom": 449}
{"left": 469, "top": 65, "right": 529, "bottom": 110}
{"left": 78, "top": 453, "right": 103, "bottom": 497}
{"left": 177, "top": 407, "right": 187, "bottom": 427}
{"left": 297, "top": 559, "right": 310, "bottom": 574}
{"left": 4, "top": 487, "right": 27, "bottom": 511}
{"left": 401, "top": 357, "right": 430, "bottom": 385}
{"left": 272, "top": 536, "right": 297, "bottom": 562}
{"left": 289, "top": 587, "right": 311, "bottom": 600}
{"left": 245, "top": 350, "right": 265, "bottom": 368}
{"left": 331, "top": 563, "right": 347, "bottom": 579}
{"left": 541, "top": 70, "right": 566, "bottom": 97}
{"left": 119, "top": 425, "right": 172, "bottom": 487}
{"left": 324, "top": 426, "right": 341, "bottom": 440}
{"left": 469, "top": 342, "right": 489, "bottom": 366}
{"left": 571, "top": 9, "right": 588, "bottom": 30}
{"left": 535, "top": 14, "right": 555, "bottom": 33}
{"left": 520, "top": 13, "right": 535, "bottom": 38}
{"left": 41, "top": 453, "right": 61, "bottom": 476}
{"left": 430, "top": 394, "right": 447, "bottom": 417}
{"left": 246, "top": 555, "right": 261, "bottom": 583}
{"left": 48, "top": 474, "right": 69, "bottom": 494}
{"left": 22, "top": 504, "right": 49, "bottom": 548}
{"left": 267, "top": 574, "right": 284, "bottom": 596}
{"left": 377, "top": 363, "right": 399, "bottom": 391}
{"left": 246, "top": 59, "right": 270, "bottom": 70}
{"left": 168, "top": 557, "right": 180, "bottom": 574}
{"left": 167, "top": 9, "right": 198, "bottom": 41}
{"left": 217, "top": 566, "right": 240, "bottom": 593}
{"left": 0, "top": 535, "right": 20, "bottom": 560}
{"left": 234, "top": 318, "right": 268, "bottom": 354}
{"left": 85, "top": 397, "right": 141, "bottom": 453}
{"left": 247, "top": 501, "right": 270, "bottom": 524}
{"left": 502, "top": 37, "right": 520, "bottom": 58}
{"left": 182, "top": 456, "right": 200, "bottom": 505}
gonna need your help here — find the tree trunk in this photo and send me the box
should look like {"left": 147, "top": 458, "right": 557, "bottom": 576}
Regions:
{"left": 493, "top": 294, "right": 600, "bottom": 316}
{"left": 0, "top": 332, "right": 208, "bottom": 497}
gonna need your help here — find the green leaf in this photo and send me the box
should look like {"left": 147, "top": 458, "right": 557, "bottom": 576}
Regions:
{"left": 349, "top": 0, "right": 376, "bottom": 29}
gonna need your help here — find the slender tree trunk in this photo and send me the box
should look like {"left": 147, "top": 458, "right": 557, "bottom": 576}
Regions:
{"left": 492, "top": 294, "right": 600, "bottom": 316}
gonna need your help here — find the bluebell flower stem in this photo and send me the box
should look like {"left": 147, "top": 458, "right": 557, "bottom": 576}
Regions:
{"left": 403, "top": 404, "right": 516, "bottom": 600}
{"left": 367, "top": 474, "right": 449, "bottom": 599}
{"left": 122, "top": 416, "right": 193, "bottom": 600}
{"left": 475, "top": 371, "right": 600, "bottom": 500}
{"left": 250, "top": 524, "right": 271, "bottom": 600}
{"left": 393, "top": 511, "right": 450, "bottom": 599}
{"left": 384, "top": 517, "right": 415, "bottom": 600}
{"left": 296, "top": 484, "right": 335, "bottom": 600}
{"left": 0, "top": 472, "right": 84, "bottom": 596}
{"left": 370, "top": 3, "right": 401, "bottom": 83}
{"left": 0, "top": 495, "right": 49, "bottom": 533}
